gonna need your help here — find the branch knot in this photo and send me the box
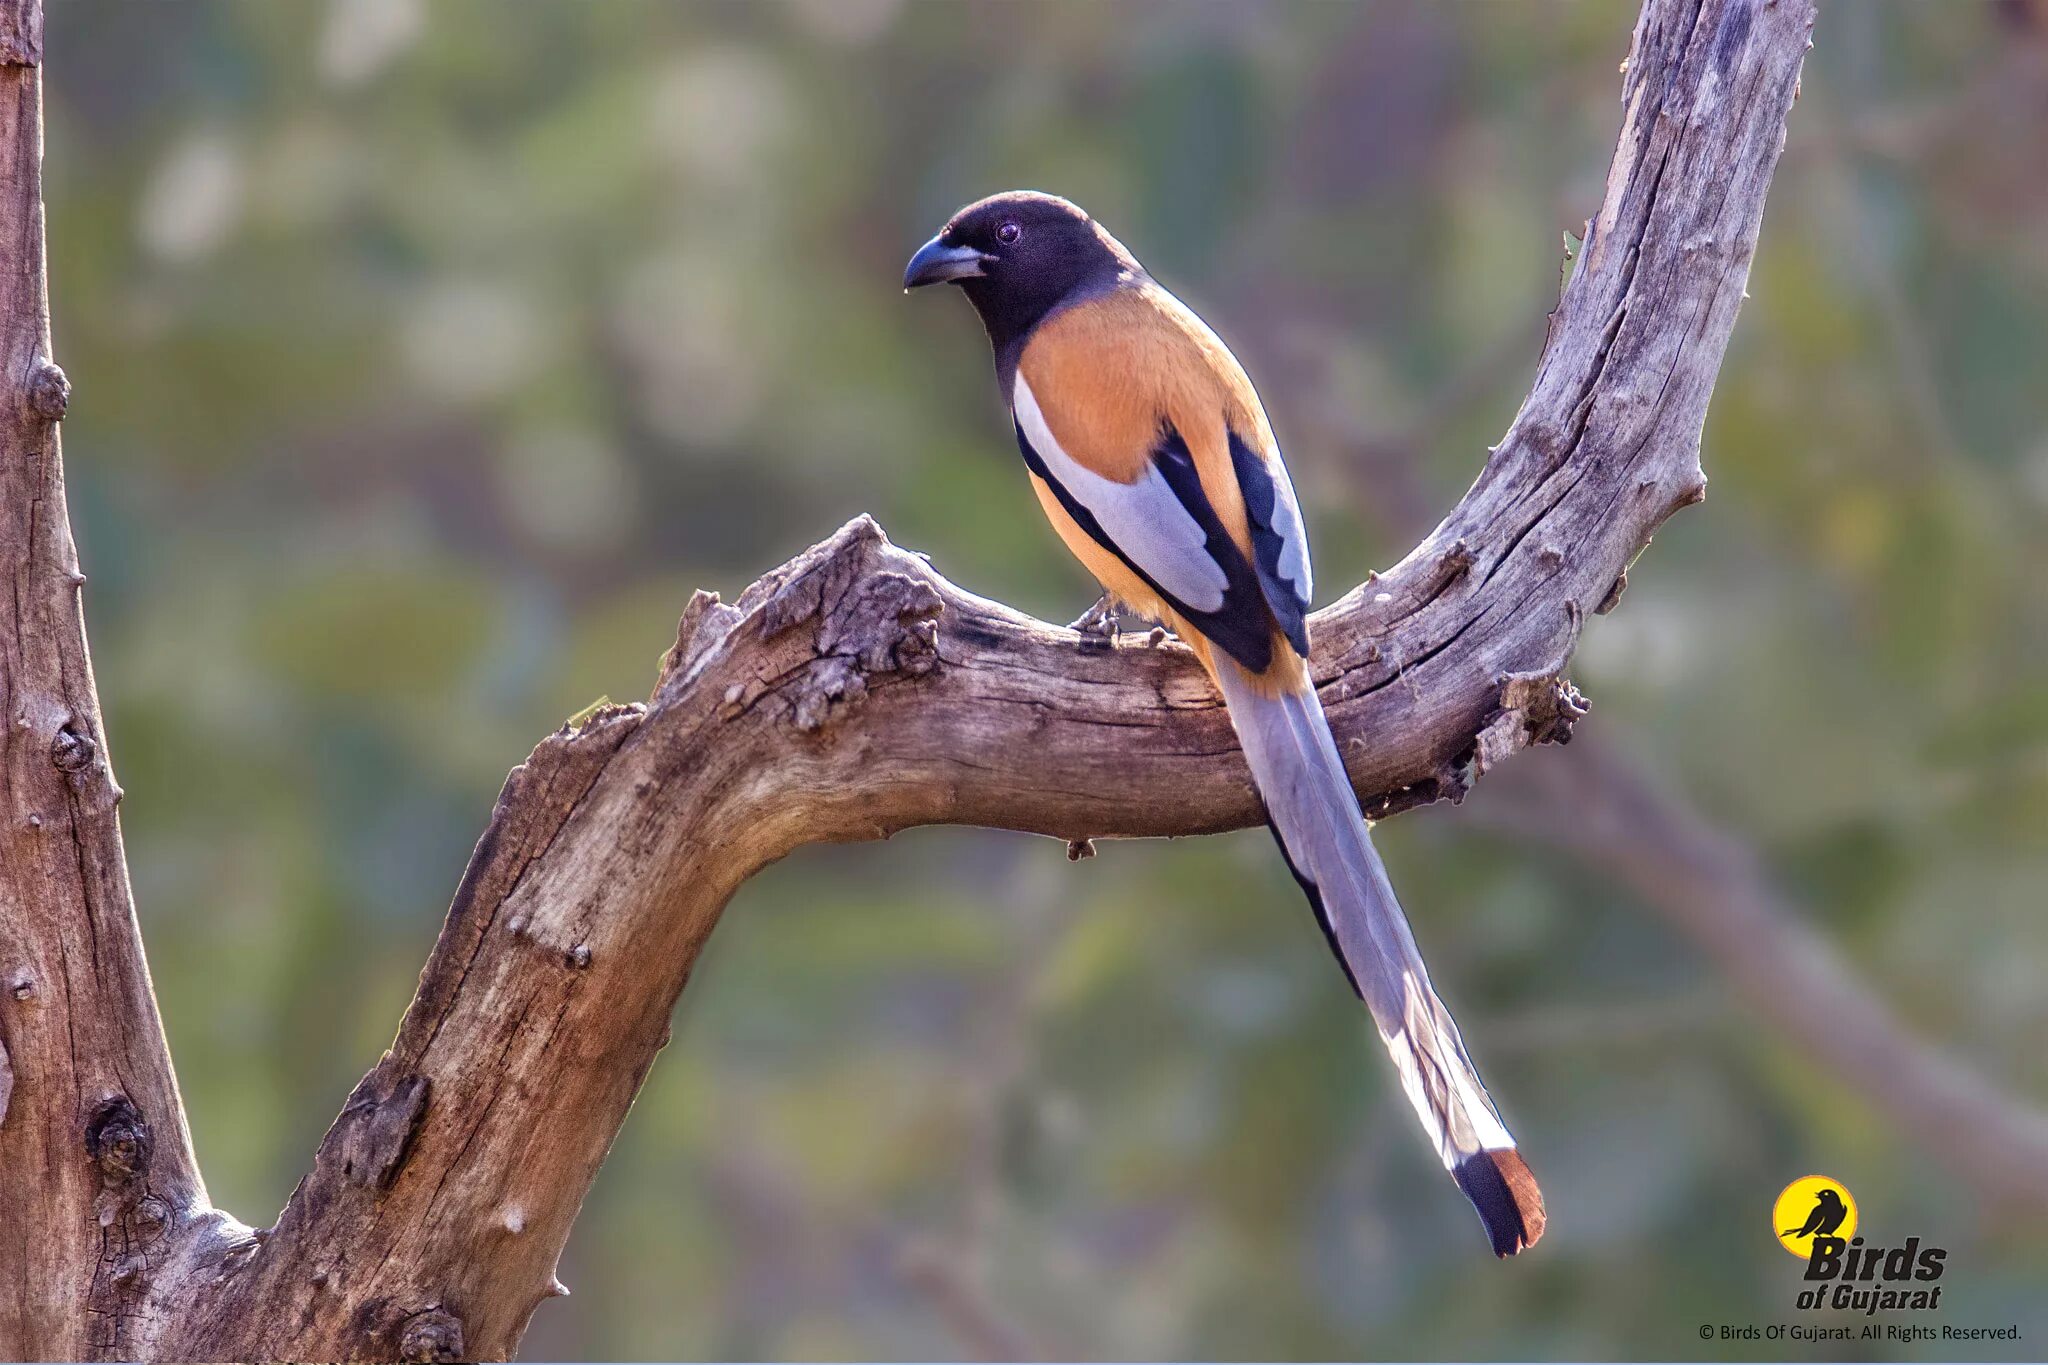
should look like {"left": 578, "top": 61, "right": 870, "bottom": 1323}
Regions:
{"left": 753, "top": 519, "right": 945, "bottom": 734}
{"left": 28, "top": 361, "right": 68, "bottom": 420}
{"left": 85, "top": 1096, "right": 152, "bottom": 1183}
{"left": 397, "top": 1307, "right": 465, "bottom": 1363}
{"left": 51, "top": 720, "right": 95, "bottom": 774}
{"left": 334, "top": 1066, "right": 431, "bottom": 1191}
{"left": 1474, "top": 669, "right": 1591, "bottom": 778}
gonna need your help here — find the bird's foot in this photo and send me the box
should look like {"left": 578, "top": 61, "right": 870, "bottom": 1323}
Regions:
{"left": 1067, "top": 593, "right": 1122, "bottom": 644}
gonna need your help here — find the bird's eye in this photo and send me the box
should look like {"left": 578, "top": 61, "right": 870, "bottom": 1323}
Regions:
{"left": 996, "top": 221, "right": 1022, "bottom": 245}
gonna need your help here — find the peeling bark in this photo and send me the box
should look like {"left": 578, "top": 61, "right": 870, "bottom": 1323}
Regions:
{"left": 0, "top": 0, "right": 1823, "bottom": 1359}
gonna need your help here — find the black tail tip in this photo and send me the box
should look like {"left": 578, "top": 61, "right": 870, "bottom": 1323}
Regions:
{"left": 1454, "top": 1149, "right": 1548, "bottom": 1257}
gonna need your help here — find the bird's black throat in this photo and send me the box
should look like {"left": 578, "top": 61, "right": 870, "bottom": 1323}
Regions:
{"left": 959, "top": 263, "right": 1125, "bottom": 377}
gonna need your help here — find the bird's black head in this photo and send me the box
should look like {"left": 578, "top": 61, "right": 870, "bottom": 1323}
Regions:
{"left": 903, "top": 192, "right": 1136, "bottom": 355}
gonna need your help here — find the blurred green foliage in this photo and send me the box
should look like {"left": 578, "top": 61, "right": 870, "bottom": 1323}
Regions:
{"left": 43, "top": 0, "right": 2048, "bottom": 1359}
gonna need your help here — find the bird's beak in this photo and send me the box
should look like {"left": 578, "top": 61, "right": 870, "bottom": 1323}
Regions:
{"left": 903, "top": 235, "right": 989, "bottom": 291}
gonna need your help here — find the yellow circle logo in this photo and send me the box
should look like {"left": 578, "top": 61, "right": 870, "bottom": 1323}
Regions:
{"left": 1773, "top": 1175, "right": 1858, "bottom": 1259}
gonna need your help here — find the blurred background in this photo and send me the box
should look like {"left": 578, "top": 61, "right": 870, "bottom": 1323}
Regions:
{"left": 43, "top": 1, "right": 2048, "bottom": 1359}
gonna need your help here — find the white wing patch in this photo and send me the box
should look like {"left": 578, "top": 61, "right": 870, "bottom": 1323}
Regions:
{"left": 1013, "top": 375, "right": 1229, "bottom": 613}
{"left": 1266, "top": 453, "right": 1313, "bottom": 606}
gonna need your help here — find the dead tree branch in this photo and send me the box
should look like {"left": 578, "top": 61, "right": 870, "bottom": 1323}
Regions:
{"left": 0, "top": 0, "right": 1816, "bottom": 1358}
{"left": 0, "top": 5, "right": 234, "bottom": 1359}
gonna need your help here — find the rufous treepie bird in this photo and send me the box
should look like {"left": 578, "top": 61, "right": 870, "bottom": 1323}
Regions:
{"left": 905, "top": 191, "right": 1545, "bottom": 1257}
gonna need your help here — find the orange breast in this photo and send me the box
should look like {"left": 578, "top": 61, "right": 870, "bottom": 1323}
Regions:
{"left": 1017, "top": 283, "right": 1276, "bottom": 569}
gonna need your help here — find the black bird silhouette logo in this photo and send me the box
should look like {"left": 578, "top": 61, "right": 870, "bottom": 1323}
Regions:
{"left": 1782, "top": 1187, "right": 1849, "bottom": 1239}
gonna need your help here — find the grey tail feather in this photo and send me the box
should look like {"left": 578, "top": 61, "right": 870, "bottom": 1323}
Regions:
{"left": 1214, "top": 660, "right": 1545, "bottom": 1258}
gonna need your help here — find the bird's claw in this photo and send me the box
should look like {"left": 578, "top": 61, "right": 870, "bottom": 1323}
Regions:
{"left": 1067, "top": 593, "right": 1122, "bottom": 644}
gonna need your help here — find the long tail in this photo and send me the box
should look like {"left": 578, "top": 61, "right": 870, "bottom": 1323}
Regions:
{"left": 1213, "top": 658, "right": 1546, "bottom": 1257}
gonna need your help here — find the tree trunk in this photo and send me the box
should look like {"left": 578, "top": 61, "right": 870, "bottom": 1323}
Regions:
{"left": 3, "top": 0, "right": 1936, "bottom": 1359}
{"left": 0, "top": 3, "right": 218, "bottom": 1358}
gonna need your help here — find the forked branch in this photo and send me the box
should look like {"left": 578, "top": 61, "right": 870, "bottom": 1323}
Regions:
{"left": 0, "top": 0, "right": 1818, "bottom": 1359}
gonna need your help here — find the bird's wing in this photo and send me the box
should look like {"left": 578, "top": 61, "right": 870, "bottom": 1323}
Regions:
{"left": 1014, "top": 284, "right": 1297, "bottom": 674}
{"left": 1012, "top": 378, "right": 1272, "bottom": 672}
{"left": 1229, "top": 430, "right": 1313, "bottom": 658}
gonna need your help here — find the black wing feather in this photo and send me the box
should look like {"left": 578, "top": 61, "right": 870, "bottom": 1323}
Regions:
{"left": 1229, "top": 430, "right": 1311, "bottom": 658}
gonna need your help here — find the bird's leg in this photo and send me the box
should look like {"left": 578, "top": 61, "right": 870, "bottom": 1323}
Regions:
{"left": 1067, "top": 590, "right": 1122, "bottom": 643}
